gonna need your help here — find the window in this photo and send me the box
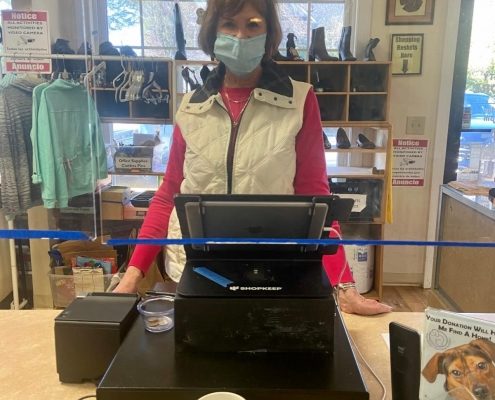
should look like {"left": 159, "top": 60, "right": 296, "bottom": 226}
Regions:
{"left": 106, "top": 0, "right": 345, "bottom": 59}
{"left": 0, "top": 1, "right": 11, "bottom": 10}
{"left": 459, "top": 1, "right": 495, "bottom": 186}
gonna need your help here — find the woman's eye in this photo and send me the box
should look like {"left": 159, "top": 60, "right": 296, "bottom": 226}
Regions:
{"left": 221, "top": 21, "right": 236, "bottom": 29}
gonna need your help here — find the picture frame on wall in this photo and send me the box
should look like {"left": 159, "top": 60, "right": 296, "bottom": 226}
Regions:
{"left": 386, "top": 0, "right": 435, "bottom": 25}
{"left": 390, "top": 33, "right": 424, "bottom": 75}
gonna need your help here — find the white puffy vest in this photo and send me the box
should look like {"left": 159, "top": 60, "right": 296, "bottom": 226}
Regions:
{"left": 164, "top": 78, "right": 311, "bottom": 282}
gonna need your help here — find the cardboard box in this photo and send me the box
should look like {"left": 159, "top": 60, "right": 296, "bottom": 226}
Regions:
{"left": 101, "top": 186, "right": 131, "bottom": 204}
{"left": 123, "top": 203, "right": 148, "bottom": 220}
{"left": 101, "top": 202, "right": 124, "bottom": 220}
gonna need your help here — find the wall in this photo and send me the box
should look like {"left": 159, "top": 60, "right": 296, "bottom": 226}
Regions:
{"left": 17, "top": 0, "right": 87, "bottom": 46}
{"left": 369, "top": 0, "right": 461, "bottom": 285}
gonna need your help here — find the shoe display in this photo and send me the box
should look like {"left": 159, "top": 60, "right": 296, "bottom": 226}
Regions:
{"left": 308, "top": 27, "right": 339, "bottom": 61}
{"left": 336, "top": 127, "right": 351, "bottom": 149}
{"left": 272, "top": 50, "right": 290, "bottom": 61}
{"left": 357, "top": 133, "right": 375, "bottom": 149}
{"left": 323, "top": 131, "right": 332, "bottom": 149}
{"left": 364, "top": 38, "right": 380, "bottom": 61}
{"left": 174, "top": 3, "right": 187, "bottom": 60}
{"left": 338, "top": 26, "right": 357, "bottom": 61}
{"left": 286, "top": 33, "right": 304, "bottom": 61}
{"left": 181, "top": 67, "right": 200, "bottom": 91}
{"left": 200, "top": 65, "right": 210, "bottom": 84}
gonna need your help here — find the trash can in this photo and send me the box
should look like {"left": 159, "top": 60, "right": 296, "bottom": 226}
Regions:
{"left": 344, "top": 245, "right": 374, "bottom": 294}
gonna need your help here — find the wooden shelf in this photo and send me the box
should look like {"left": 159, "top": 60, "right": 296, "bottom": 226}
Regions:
{"left": 325, "top": 147, "right": 387, "bottom": 153}
{"left": 328, "top": 174, "right": 385, "bottom": 179}
{"left": 101, "top": 117, "right": 172, "bottom": 124}
{"left": 107, "top": 170, "right": 165, "bottom": 176}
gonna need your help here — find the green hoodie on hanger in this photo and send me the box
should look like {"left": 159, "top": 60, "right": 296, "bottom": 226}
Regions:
{"left": 33, "top": 79, "right": 107, "bottom": 208}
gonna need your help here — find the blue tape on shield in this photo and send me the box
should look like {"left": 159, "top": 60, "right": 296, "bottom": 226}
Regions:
{"left": 193, "top": 266, "right": 234, "bottom": 288}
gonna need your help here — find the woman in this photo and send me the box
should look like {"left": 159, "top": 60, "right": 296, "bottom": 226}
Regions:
{"left": 114, "top": 0, "right": 391, "bottom": 315}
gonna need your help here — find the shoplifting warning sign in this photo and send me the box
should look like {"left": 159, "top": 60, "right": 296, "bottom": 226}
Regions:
{"left": 1, "top": 10, "right": 52, "bottom": 73}
{"left": 392, "top": 139, "right": 428, "bottom": 187}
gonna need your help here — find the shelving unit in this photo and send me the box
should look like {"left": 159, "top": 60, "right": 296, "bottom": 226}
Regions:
{"left": 94, "top": 58, "right": 392, "bottom": 300}
{"left": 277, "top": 61, "right": 392, "bottom": 300}
{"left": 89, "top": 59, "right": 174, "bottom": 124}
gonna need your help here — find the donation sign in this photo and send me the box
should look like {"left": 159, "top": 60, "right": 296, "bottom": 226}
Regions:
{"left": 1, "top": 10, "right": 52, "bottom": 73}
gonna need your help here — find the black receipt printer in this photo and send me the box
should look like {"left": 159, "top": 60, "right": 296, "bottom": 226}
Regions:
{"left": 54, "top": 293, "right": 138, "bottom": 383}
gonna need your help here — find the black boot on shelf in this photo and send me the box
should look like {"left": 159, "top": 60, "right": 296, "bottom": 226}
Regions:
{"left": 323, "top": 131, "right": 332, "bottom": 150}
{"left": 336, "top": 127, "right": 351, "bottom": 149}
{"left": 174, "top": 3, "right": 187, "bottom": 60}
{"left": 357, "top": 133, "right": 375, "bottom": 149}
{"left": 272, "top": 50, "right": 290, "bottom": 61}
{"left": 200, "top": 65, "right": 210, "bottom": 84}
{"left": 286, "top": 33, "right": 304, "bottom": 61}
{"left": 364, "top": 38, "right": 380, "bottom": 61}
{"left": 338, "top": 26, "right": 357, "bottom": 61}
{"left": 308, "top": 27, "right": 338, "bottom": 61}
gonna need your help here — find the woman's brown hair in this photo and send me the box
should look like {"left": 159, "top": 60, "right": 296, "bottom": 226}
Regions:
{"left": 198, "top": 0, "right": 282, "bottom": 58}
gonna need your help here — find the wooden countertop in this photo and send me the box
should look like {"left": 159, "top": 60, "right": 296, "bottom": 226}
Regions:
{"left": 0, "top": 310, "right": 425, "bottom": 400}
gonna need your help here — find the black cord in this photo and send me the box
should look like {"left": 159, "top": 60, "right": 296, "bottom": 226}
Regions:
{"left": 77, "top": 395, "right": 96, "bottom": 400}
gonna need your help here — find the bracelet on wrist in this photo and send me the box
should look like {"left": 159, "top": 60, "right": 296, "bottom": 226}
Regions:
{"left": 336, "top": 282, "right": 356, "bottom": 291}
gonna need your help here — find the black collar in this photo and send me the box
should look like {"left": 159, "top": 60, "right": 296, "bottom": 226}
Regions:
{"left": 190, "top": 59, "right": 294, "bottom": 103}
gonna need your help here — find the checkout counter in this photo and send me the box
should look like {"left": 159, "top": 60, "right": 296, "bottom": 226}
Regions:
{"left": 0, "top": 310, "right": 425, "bottom": 400}
{"left": 435, "top": 185, "right": 495, "bottom": 311}
{"left": 0, "top": 195, "right": 423, "bottom": 399}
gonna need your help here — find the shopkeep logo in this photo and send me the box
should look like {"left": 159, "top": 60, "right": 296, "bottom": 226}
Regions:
{"left": 229, "top": 286, "right": 282, "bottom": 291}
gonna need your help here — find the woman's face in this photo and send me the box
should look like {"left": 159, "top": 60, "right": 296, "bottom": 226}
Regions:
{"left": 217, "top": 3, "right": 267, "bottom": 39}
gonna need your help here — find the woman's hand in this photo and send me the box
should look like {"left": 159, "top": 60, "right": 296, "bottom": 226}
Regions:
{"left": 338, "top": 286, "right": 392, "bottom": 315}
{"left": 113, "top": 265, "right": 143, "bottom": 293}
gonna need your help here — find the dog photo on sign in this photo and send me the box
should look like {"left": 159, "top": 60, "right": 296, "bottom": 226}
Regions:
{"left": 421, "top": 308, "right": 495, "bottom": 400}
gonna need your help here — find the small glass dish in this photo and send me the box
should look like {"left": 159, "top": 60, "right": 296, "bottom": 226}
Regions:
{"left": 137, "top": 295, "right": 174, "bottom": 333}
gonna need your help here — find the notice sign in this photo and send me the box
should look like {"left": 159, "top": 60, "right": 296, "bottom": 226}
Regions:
{"left": 392, "top": 139, "right": 428, "bottom": 187}
{"left": 391, "top": 33, "right": 423, "bottom": 75}
{"left": 1, "top": 10, "right": 51, "bottom": 73}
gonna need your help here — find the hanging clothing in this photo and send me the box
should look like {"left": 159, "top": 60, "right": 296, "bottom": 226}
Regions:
{"left": 30, "top": 81, "right": 50, "bottom": 185}
{"left": 32, "top": 79, "right": 107, "bottom": 208}
{"left": 0, "top": 76, "right": 43, "bottom": 220}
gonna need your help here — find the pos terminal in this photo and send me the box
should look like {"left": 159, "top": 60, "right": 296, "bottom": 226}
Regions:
{"left": 97, "top": 194, "right": 370, "bottom": 400}
{"left": 173, "top": 194, "right": 352, "bottom": 353}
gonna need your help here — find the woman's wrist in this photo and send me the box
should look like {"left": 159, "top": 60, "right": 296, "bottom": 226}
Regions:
{"left": 335, "top": 282, "right": 356, "bottom": 291}
{"left": 113, "top": 266, "right": 144, "bottom": 293}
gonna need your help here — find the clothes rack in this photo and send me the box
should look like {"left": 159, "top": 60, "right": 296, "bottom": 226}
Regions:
{"left": 0, "top": 52, "right": 173, "bottom": 309}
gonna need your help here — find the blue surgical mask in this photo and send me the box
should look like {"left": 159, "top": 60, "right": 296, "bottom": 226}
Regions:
{"left": 214, "top": 33, "right": 267, "bottom": 77}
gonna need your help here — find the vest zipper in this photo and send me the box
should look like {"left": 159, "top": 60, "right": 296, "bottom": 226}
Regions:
{"left": 225, "top": 97, "right": 251, "bottom": 194}
{"left": 226, "top": 121, "right": 239, "bottom": 194}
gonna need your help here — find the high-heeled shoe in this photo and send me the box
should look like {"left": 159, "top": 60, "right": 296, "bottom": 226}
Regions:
{"left": 286, "top": 33, "right": 304, "bottom": 61}
{"left": 308, "top": 27, "right": 338, "bottom": 61}
{"left": 357, "top": 133, "right": 375, "bottom": 149}
{"left": 336, "top": 127, "right": 351, "bottom": 149}
{"left": 272, "top": 50, "right": 290, "bottom": 62}
{"left": 322, "top": 131, "right": 332, "bottom": 149}
{"left": 181, "top": 67, "right": 200, "bottom": 91}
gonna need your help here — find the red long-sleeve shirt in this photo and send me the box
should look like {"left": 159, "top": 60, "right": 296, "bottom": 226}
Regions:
{"left": 129, "top": 87, "right": 352, "bottom": 286}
